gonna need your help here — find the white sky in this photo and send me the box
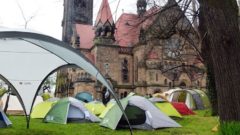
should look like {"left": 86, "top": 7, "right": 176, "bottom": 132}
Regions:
{"left": 0, "top": 0, "right": 139, "bottom": 40}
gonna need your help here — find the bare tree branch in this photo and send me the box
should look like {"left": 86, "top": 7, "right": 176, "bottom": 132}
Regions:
{"left": 15, "top": 0, "right": 39, "bottom": 29}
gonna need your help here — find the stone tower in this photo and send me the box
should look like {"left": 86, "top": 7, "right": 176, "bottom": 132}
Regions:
{"left": 62, "top": 0, "right": 93, "bottom": 43}
{"left": 93, "top": 0, "right": 120, "bottom": 83}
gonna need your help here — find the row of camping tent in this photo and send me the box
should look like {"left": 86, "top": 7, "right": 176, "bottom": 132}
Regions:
{"left": 31, "top": 93, "right": 181, "bottom": 130}
{"left": 1, "top": 88, "right": 209, "bottom": 116}
{"left": 0, "top": 88, "right": 209, "bottom": 129}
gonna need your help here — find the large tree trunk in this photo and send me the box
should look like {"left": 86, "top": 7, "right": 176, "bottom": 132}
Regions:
{"left": 199, "top": 10, "right": 218, "bottom": 116}
{"left": 199, "top": 8, "right": 219, "bottom": 116}
{"left": 206, "top": 65, "right": 218, "bottom": 116}
{"left": 198, "top": 0, "right": 240, "bottom": 121}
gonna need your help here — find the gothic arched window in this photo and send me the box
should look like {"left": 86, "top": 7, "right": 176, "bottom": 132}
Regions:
{"left": 164, "top": 79, "right": 168, "bottom": 85}
{"left": 124, "top": 91, "right": 128, "bottom": 98}
{"left": 120, "top": 93, "right": 124, "bottom": 99}
{"left": 197, "top": 81, "right": 200, "bottom": 86}
{"left": 122, "top": 58, "right": 129, "bottom": 83}
{"left": 84, "top": 72, "right": 88, "bottom": 79}
{"left": 169, "top": 82, "right": 172, "bottom": 88}
{"left": 135, "top": 57, "right": 138, "bottom": 82}
{"left": 80, "top": 73, "right": 84, "bottom": 80}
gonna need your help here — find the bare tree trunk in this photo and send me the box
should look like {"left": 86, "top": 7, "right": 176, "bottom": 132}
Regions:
{"left": 198, "top": 0, "right": 240, "bottom": 121}
{"left": 192, "top": 0, "right": 198, "bottom": 30}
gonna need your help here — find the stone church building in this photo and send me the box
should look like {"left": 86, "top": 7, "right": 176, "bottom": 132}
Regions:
{"left": 61, "top": 0, "right": 206, "bottom": 99}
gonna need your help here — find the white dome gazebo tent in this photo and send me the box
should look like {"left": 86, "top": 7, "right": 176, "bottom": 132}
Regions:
{"left": 0, "top": 28, "right": 132, "bottom": 133}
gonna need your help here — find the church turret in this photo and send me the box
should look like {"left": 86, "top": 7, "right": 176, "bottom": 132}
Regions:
{"left": 94, "top": 0, "right": 115, "bottom": 40}
{"left": 137, "top": 0, "right": 147, "bottom": 17}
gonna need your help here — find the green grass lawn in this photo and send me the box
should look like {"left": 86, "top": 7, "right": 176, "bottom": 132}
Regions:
{"left": 0, "top": 110, "right": 218, "bottom": 135}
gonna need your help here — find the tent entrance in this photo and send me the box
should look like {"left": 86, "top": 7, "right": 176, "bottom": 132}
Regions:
{"left": 118, "top": 105, "right": 146, "bottom": 126}
{"left": 67, "top": 105, "right": 88, "bottom": 123}
{"left": 172, "top": 92, "right": 187, "bottom": 102}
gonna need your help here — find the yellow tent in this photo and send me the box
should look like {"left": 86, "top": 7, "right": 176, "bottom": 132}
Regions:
{"left": 31, "top": 101, "right": 56, "bottom": 118}
{"left": 85, "top": 101, "right": 106, "bottom": 116}
{"left": 149, "top": 97, "right": 182, "bottom": 118}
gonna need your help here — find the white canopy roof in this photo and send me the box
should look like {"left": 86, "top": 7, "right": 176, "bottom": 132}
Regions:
{"left": 0, "top": 28, "right": 129, "bottom": 129}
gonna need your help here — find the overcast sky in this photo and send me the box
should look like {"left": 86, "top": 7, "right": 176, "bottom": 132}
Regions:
{"left": 0, "top": 0, "right": 139, "bottom": 40}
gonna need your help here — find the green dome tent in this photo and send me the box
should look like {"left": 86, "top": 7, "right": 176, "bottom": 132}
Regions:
{"left": 149, "top": 97, "right": 182, "bottom": 118}
{"left": 44, "top": 97, "right": 100, "bottom": 124}
{"left": 75, "top": 92, "right": 93, "bottom": 103}
{"left": 100, "top": 93, "right": 181, "bottom": 130}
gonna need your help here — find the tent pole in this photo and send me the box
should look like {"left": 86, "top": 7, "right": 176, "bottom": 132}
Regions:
{"left": 4, "top": 89, "right": 10, "bottom": 113}
{"left": 26, "top": 115, "right": 30, "bottom": 129}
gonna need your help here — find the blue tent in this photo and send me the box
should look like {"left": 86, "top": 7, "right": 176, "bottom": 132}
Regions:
{"left": 75, "top": 92, "right": 93, "bottom": 103}
{"left": 0, "top": 110, "right": 12, "bottom": 128}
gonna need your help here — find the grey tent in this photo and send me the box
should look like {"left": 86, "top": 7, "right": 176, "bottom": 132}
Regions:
{"left": 0, "top": 110, "right": 12, "bottom": 128}
{"left": 0, "top": 27, "right": 129, "bottom": 129}
{"left": 101, "top": 93, "right": 181, "bottom": 130}
{"left": 166, "top": 89, "right": 205, "bottom": 110}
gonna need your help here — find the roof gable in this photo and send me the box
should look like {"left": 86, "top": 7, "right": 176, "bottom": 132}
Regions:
{"left": 75, "top": 24, "right": 95, "bottom": 49}
{"left": 115, "top": 7, "right": 160, "bottom": 47}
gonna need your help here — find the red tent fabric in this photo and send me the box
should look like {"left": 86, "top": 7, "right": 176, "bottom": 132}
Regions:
{"left": 171, "top": 102, "right": 195, "bottom": 115}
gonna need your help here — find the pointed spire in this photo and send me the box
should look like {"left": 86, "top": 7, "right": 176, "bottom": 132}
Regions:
{"left": 94, "top": 0, "right": 115, "bottom": 40}
{"left": 95, "top": 0, "right": 114, "bottom": 26}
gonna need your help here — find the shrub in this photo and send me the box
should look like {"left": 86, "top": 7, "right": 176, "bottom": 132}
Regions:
{"left": 0, "top": 88, "right": 7, "bottom": 97}
{"left": 41, "top": 93, "right": 51, "bottom": 101}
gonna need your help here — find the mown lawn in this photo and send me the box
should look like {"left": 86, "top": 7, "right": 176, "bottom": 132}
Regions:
{"left": 0, "top": 110, "right": 218, "bottom": 135}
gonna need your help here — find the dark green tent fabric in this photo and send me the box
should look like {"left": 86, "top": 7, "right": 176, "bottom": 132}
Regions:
{"left": 118, "top": 105, "right": 146, "bottom": 126}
